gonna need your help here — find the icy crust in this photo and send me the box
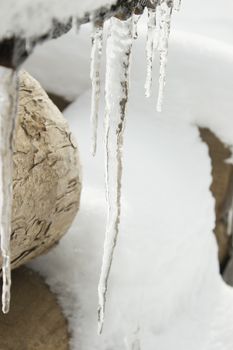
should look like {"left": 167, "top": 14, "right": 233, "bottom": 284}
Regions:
{"left": 0, "top": 0, "right": 116, "bottom": 39}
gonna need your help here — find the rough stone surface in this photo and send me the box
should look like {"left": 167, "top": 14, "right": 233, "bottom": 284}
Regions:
{"left": 0, "top": 70, "right": 81, "bottom": 270}
{"left": 0, "top": 267, "right": 69, "bottom": 349}
{"left": 200, "top": 128, "right": 233, "bottom": 268}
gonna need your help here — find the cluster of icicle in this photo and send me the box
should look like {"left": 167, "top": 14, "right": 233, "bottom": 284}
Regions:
{"left": 0, "top": 0, "right": 180, "bottom": 328}
{"left": 89, "top": 0, "right": 181, "bottom": 333}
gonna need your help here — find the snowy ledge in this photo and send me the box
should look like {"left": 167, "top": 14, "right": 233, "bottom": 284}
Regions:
{"left": 0, "top": 0, "right": 150, "bottom": 68}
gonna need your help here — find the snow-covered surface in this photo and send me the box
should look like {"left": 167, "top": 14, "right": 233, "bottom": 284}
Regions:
{"left": 26, "top": 1, "right": 233, "bottom": 349}
{"left": 172, "top": 0, "right": 233, "bottom": 46}
{"left": 30, "top": 88, "right": 233, "bottom": 349}
{"left": 0, "top": 0, "right": 116, "bottom": 39}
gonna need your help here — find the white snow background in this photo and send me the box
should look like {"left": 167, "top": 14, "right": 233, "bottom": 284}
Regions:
{"left": 23, "top": 0, "right": 233, "bottom": 349}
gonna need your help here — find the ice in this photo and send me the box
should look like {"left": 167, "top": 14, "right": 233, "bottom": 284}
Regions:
{"left": 157, "top": 1, "right": 173, "bottom": 112}
{"left": 145, "top": 1, "right": 177, "bottom": 109}
{"left": 98, "top": 16, "right": 134, "bottom": 334}
{"left": 0, "top": 67, "right": 18, "bottom": 314}
{"left": 90, "top": 22, "right": 103, "bottom": 156}
{"left": 145, "top": 7, "right": 159, "bottom": 98}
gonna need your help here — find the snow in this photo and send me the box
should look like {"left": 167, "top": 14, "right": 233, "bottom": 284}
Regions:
{"left": 28, "top": 9, "right": 233, "bottom": 349}
{"left": 24, "top": 27, "right": 92, "bottom": 101}
{"left": 0, "top": 0, "right": 116, "bottom": 39}
{"left": 29, "top": 87, "right": 233, "bottom": 349}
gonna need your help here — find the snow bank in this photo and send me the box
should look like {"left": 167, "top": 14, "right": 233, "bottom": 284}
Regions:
{"left": 30, "top": 85, "right": 233, "bottom": 349}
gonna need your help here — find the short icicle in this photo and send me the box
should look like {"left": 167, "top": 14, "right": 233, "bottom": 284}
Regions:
{"left": 0, "top": 67, "right": 18, "bottom": 313}
{"left": 98, "top": 16, "right": 134, "bottom": 334}
{"left": 145, "top": 5, "right": 159, "bottom": 98}
{"left": 90, "top": 21, "right": 103, "bottom": 156}
{"left": 156, "top": 0, "right": 173, "bottom": 112}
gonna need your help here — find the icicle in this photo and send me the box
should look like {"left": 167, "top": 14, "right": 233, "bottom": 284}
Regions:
{"left": 156, "top": 0, "right": 173, "bottom": 112}
{"left": 145, "top": 6, "right": 159, "bottom": 98}
{"left": 98, "top": 16, "right": 134, "bottom": 334}
{"left": 0, "top": 67, "right": 18, "bottom": 313}
{"left": 90, "top": 22, "right": 103, "bottom": 156}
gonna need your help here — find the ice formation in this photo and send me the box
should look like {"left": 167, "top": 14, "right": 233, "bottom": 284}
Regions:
{"left": 95, "top": 0, "right": 179, "bottom": 332}
{"left": 90, "top": 22, "right": 104, "bottom": 156}
{"left": 26, "top": 2, "right": 233, "bottom": 349}
{"left": 145, "top": 7, "right": 159, "bottom": 98}
{"left": 97, "top": 16, "right": 134, "bottom": 333}
{"left": 0, "top": 67, "right": 18, "bottom": 313}
{"left": 144, "top": 0, "right": 177, "bottom": 111}
{"left": 156, "top": 1, "right": 173, "bottom": 112}
{"left": 0, "top": 0, "right": 179, "bottom": 323}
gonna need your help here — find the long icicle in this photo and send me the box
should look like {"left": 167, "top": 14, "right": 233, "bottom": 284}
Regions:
{"left": 0, "top": 67, "right": 18, "bottom": 313}
{"left": 156, "top": 0, "right": 173, "bottom": 112}
{"left": 90, "top": 21, "right": 104, "bottom": 156}
{"left": 98, "top": 16, "right": 134, "bottom": 334}
{"left": 145, "top": 5, "right": 159, "bottom": 98}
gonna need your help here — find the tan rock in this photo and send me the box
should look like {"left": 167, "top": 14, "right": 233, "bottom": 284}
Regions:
{"left": 200, "top": 128, "right": 233, "bottom": 267}
{"left": 0, "top": 267, "right": 69, "bottom": 350}
{"left": 0, "top": 70, "right": 81, "bottom": 270}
